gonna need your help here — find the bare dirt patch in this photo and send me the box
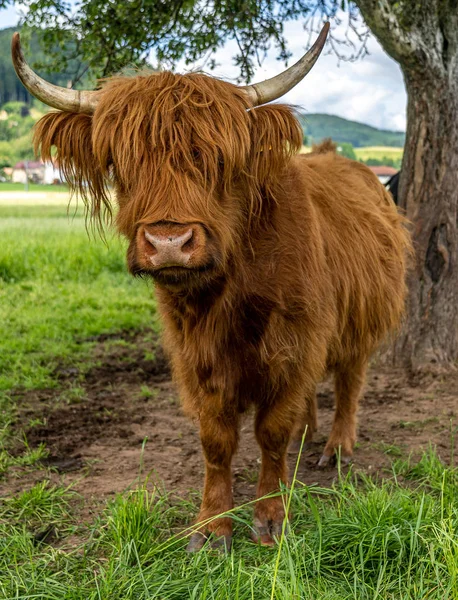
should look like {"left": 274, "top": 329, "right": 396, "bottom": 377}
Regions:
{"left": 3, "top": 331, "right": 458, "bottom": 506}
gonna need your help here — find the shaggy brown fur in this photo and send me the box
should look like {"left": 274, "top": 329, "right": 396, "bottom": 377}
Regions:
{"left": 34, "top": 71, "right": 411, "bottom": 549}
{"left": 311, "top": 137, "right": 338, "bottom": 154}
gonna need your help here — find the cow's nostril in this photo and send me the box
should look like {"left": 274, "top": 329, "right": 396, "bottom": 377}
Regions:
{"left": 144, "top": 228, "right": 193, "bottom": 253}
{"left": 139, "top": 223, "right": 208, "bottom": 270}
{"left": 145, "top": 227, "right": 193, "bottom": 263}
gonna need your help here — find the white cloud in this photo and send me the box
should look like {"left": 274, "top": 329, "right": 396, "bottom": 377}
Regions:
{"left": 177, "top": 19, "right": 407, "bottom": 132}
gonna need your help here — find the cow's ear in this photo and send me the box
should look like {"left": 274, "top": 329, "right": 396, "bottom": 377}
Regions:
{"left": 248, "top": 104, "right": 303, "bottom": 184}
{"left": 34, "top": 112, "right": 111, "bottom": 229}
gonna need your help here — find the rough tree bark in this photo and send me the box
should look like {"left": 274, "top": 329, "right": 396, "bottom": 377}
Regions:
{"left": 355, "top": 0, "right": 458, "bottom": 370}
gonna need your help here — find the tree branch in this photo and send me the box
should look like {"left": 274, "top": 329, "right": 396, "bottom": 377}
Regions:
{"left": 355, "top": 0, "right": 451, "bottom": 75}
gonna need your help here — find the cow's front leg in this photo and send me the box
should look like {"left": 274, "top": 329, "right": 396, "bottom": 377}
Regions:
{"left": 187, "top": 410, "right": 239, "bottom": 552}
{"left": 288, "top": 386, "right": 317, "bottom": 453}
{"left": 253, "top": 399, "right": 297, "bottom": 546}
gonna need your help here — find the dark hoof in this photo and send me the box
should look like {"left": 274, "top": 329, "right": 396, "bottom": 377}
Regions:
{"left": 209, "top": 534, "right": 232, "bottom": 552}
{"left": 187, "top": 532, "right": 207, "bottom": 552}
{"left": 317, "top": 453, "right": 353, "bottom": 468}
{"left": 252, "top": 519, "right": 287, "bottom": 546}
{"left": 186, "top": 531, "right": 232, "bottom": 553}
{"left": 317, "top": 453, "right": 333, "bottom": 468}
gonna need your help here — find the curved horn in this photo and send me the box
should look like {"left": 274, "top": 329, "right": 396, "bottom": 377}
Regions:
{"left": 11, "top": 32, "right": 98, "bottom": 114}
{"left": 242, "top": 22, "right": 330, "bottom": 106}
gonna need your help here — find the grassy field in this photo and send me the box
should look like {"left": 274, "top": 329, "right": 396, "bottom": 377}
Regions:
{"left": 1, "top": 446, "right": 457, "bottom": 598}
{"left": 0, "top": 182, "right": 69, "bottom": 193}
{"left": 353, "top": 147, "right": 403, "bottom": 162}
{"left": 1, "top": 199, "right": 457, "bottom": 599}
{"left": 0, "top": 201, "right": 155, "bottom": 393}
{"left": 300, "top": 145, "right": 403, "bottom": 165}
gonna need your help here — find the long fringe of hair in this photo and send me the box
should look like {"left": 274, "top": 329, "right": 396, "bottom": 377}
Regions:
{"left": 33, "top": 71, "right": 302, "bottom": 234}
{"left": 33, "top": 112, "right": 111, "bottom": 229}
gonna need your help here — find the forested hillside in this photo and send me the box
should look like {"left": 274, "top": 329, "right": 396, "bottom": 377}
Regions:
{"left": 299, "top": 113, "right": 405, "bottom": 147}
{"left": 0, "top": 27, "right": 88, "bottom": 104}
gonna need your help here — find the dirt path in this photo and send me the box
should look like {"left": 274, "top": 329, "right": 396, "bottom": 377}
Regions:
{"left": 3, "top": 331, "right": 458, "bottom": 506}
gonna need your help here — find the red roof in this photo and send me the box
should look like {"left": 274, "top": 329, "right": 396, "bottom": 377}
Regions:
{"left": 368, "top": 166, "right": 398, "bottom": 176}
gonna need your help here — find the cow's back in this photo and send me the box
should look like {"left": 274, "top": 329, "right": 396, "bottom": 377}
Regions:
{"left": 287, "top": 151, "right": 411, "bottom": 367}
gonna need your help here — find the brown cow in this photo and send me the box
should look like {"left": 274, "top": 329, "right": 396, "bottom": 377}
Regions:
{"left": 12, "top": 25, "right": 411, "bottom": 550}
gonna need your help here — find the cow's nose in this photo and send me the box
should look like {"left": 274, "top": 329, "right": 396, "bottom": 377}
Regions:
{"left": 144, "top": 228, "right": 193, "bottom": 267}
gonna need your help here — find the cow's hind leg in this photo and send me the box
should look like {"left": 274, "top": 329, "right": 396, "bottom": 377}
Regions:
{"left": 288, "top": 386, "right": 317, "bottom": 453}
{"left": 253, "top": 395, "right": 300, "bottom": 546}
{"left": 318, "top": 358, "right": 367, "bottom": 468}
{"left": 187, "top": 411, "right": 239, "bottom": 552}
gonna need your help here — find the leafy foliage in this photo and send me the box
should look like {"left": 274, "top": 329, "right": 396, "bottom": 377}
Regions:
{"left": 0, "top": 96, "right": 40, "bottom": 165}
{"left": 363, "top": 156, "right": 402, "bottom": 168}
{"left": 336, "top": 141, "right": 356, "bottom": 159}
{"left": 0, "top": 108, "right": 35, "bottom": 142}
{"left": 0, "top": 1, "right": 368, "bottom": 83}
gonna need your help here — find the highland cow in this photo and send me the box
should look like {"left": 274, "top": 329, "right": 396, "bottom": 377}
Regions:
{"left": 12, "top": 24, "right": 411, "bottom": 550}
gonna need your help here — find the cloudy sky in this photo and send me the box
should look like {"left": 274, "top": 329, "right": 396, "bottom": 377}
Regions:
{"left": 0, "top": 5, "right": 407, "bottom": 131}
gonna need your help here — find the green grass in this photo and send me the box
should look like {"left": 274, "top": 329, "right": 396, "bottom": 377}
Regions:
{"left": 0, "top": 182, "right": 69, "bottom": 192}
{"left": 0, "top": 450, "right": 456, "bottom": 599}
{"left": 0, "top": 202, "right": 156, "bottom": 474}
{"left": 0, "top": 204, "right": 156, "bottom": 394}
{"left": 300, "top": 145, "right": 403, "bottom": 167}
{"left": 0, "top": 202, "right": 85, "bottom": 219}
{"left": 1, "top": 200, "right": 457, "bottom": 598}
{"left": 354, "top": 147, "right": 404, "bottom": 162}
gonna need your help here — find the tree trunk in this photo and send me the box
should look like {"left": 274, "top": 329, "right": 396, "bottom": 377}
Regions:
{"left": 355, "top": 0, "right": 458, "bottom": 369}
{"left": 395, "top": 70, "right": 458, "bottom": 369}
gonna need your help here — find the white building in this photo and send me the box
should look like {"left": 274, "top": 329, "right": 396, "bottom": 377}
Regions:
{"left": 12, "top": 160, "right": 63, "bottom": 185}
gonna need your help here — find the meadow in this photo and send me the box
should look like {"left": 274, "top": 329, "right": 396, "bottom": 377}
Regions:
{"left": 0, "top": 196, "right": 457, "bottom": 599}
{"left": 0, "top": 198, "right": 156, "bottom": 393}
{"left": 0, "top": 182, "right": 69, "bottom": 193}
{"left": 299, "top": 146, "right": 403, "bottom": 167}
{"left": 353, "top": 147, "right": 403, "bottom": 162}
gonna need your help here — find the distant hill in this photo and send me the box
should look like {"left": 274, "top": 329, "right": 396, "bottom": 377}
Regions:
{"left": 298, "top": 113, "right": 405, "bottom": 148}
{"left": 0, "top": 27, "right": 89, "bottom": 105}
